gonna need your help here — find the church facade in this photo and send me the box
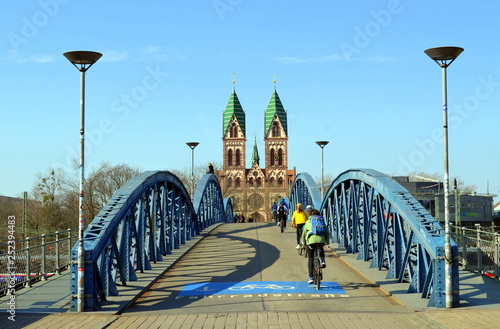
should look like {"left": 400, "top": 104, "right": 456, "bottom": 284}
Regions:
{"left": 219, "top": 84, "right": 294, "bottom": 222}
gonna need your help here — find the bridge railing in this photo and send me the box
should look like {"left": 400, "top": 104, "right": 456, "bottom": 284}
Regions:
{"left": 451, "top": 224, "right": 500, "bottom": 280}
{"left": 291, "top": 169, "right": 459, "bottom": 308}
{"left": 0, "top": 228, "right": 78, "bottom": 297}
{"left": 70, "top": 171, "right": 231, "bottom": 311}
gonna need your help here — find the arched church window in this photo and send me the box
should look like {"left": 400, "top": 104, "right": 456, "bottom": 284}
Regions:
{"left": 270, "top": 149, "right": 275, "bottom": 166}
{"left": 248, "top": 177, "right": 253, "bottom": 186}
{"left": 236, "top": 149, "right": 241, "bottom": 167}
{"left": 278, "top": 177, "right": 283, "bottom": 186}
{"left": 235, "top": 177, "right": 241, "bottom": 187}
{"left": 278, "top": 148, "right": 283, "bottom": 166}
{"left": 228, "top": 149, "right": 233, "bottom": 166}
{"left": 230, "top": 123, "right": 237, "bottom": 138}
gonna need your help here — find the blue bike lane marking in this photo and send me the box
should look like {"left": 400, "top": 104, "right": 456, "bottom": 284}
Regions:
{"left": 178, "top": 281, "right": 346, "bottom": 296}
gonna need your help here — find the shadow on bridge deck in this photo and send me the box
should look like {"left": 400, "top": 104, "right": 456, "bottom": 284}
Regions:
{"left": 0, "top": 223, "right": 500, "bottom": 328}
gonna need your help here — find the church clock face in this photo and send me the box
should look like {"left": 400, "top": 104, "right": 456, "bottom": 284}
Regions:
{"left": 247, "top": 193, "right": 264, "bottom": 210}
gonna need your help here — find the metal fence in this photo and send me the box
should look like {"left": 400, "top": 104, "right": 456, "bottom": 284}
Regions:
{"left": 452, "top": 224, "right": 500, "bottom": 281}
{"left": 0, "top": 228, "right": 78, "bottom": 297}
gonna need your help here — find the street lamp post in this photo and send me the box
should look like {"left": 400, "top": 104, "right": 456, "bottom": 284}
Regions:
{"left": 186, "top": 142, "right": 199, "bottom": 199}
{"left": 63, "top": 50, "right": 102, "bottom": 312}
{"left": 315, "top": 141, "right": 329, "bottom": 200}
{"left": 424, "top": 46, "right": 463, "bottom": 309}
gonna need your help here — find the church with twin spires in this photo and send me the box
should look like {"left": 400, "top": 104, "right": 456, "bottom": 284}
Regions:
{"left": 219, "top": 81, "right": 294, "bottom": 222}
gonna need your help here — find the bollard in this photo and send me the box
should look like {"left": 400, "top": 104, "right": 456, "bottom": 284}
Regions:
{"left": 41, "top": 234, "right": 47, "bottom": 280}
{"left": 475, "top": 224, "right": 483, "bottom": 273}
{"left": 56, "top": 231, "right": 61, "bottom": 274}
{"left": 26, "top": 238, "right": 31, "bottom": 288}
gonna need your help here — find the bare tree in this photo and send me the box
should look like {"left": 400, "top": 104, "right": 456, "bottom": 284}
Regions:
{"left": 30, "top": 168, "right": 73, "bottom": 231}
{"left": 85, "top": 162, "right": 141, "bottom": 220}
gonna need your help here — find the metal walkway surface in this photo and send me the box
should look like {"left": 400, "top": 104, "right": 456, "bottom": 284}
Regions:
{"left": 2, "top": 223, "right": 500, "bottom": 329}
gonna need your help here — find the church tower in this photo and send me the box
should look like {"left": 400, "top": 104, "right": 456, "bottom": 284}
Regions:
{"left": 222, "top": 82, "right": 246, "bottom": 188}
{"left": 264, "top": 83, "right": 289, "bottom": 188}
{"left": 220, "top": 80, "right": 293, "bottom": 222}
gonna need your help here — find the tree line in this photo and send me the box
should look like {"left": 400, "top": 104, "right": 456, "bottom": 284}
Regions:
{"left": 0, "top": 161, "right": 221, "bottom": 244}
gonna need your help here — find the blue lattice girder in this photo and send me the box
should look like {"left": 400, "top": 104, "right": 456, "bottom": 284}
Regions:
{"left": 290, "top": 168, "right": 459, "bottom": 308}
{"left": 289, "top": 173, "right": 321, "bottom": 215}
{"left": 70, "top": 171, "right": 230, "bottom": 311}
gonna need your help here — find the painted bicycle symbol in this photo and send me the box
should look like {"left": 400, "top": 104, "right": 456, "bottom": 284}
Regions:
{"left": 229, "top": 284, "right": 295, "bottom": 291}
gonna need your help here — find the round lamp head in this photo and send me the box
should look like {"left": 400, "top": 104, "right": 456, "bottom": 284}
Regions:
{"left": 186, "top": 142, "right": 199, "bottom": 149}
{"left": 64, "top": 51, "right": 102, "bottom": 71}
{"left": 315, "top": 141, "right": 329, "bottom": 148}
{"left": 424, "top": 47, "right": 463, "bottom": 67}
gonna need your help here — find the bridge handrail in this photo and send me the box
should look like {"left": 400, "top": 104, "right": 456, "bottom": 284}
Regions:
{"left": 451, "top": 224, "right": 500, "bottom": 280}
{"left": 0, "top": 228, "right": 78, "bottom": 297}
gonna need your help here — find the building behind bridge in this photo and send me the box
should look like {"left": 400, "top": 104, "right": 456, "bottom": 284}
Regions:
{"left": 392, "top": 176, "right": 496, "bottom": 228}
{"left": 218, "top": 82, "right": 294, "bottom": 222}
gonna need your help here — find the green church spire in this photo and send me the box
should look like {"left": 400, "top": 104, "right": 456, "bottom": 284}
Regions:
{"left": 222, "top": 87, "right": 245, "bottom": 137}
{"left": 251, "top": 137, "right": 260, "bottom": 166}
{"left": 264, "top": 82, "right": 287, "bottom": 136}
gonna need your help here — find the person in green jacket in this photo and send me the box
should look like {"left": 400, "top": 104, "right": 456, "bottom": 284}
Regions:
{"left": 301, "top": 209, "right": 329, "bottom": 284}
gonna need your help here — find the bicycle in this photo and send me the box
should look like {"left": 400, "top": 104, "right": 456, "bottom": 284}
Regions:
{"left": 311, "top": 243, "right": 324, "bottom": 290}
{"left": 278, "top": 214, "right": 287, "bottom": 233}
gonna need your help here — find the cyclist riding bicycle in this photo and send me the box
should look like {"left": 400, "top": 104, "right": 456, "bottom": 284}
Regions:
{"left": 301, "top": 209, "right": 329, "bottom": 284}
{"left": 277, "top": 200, "right": 288, "bottom": 229}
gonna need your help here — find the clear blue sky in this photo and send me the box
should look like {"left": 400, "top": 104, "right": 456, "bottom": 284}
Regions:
{"left": 1, "top": 1, "right": 499, "bottom": 203}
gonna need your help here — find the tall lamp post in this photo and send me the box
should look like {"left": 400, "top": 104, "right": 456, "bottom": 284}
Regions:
{"left": 315, "top": 141, "right": 329, "bottom": 200}
{"left": 63, "top": 50, "right": 102, "bottom": 312}
{"left": 186, "top": 142, "right": 199, "bottom": 199}
{"left": 424, "top": 46, "right": 463, "bottom": 308}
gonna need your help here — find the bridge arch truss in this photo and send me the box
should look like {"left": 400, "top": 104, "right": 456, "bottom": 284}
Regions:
{"left": 70, "top": 171, "right": 232, "bottom": 311}
{"left": 291, "top": 169, "right": 459, "bottom": 308}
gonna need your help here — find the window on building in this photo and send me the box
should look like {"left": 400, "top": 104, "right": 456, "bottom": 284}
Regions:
{"left": 228, "top": 149, "right": 233, "bottom": 166}
{"left": 272, "top": 121, "right": 279, "bottom": 137}
{"left": 278, "top": 148, "right": 283, "bottom": 166}
{"left": 230, "top": 123, "right": 237, "bottom": 137}
{"left": 236, "top": 149, "right": 241, "bottom": 167}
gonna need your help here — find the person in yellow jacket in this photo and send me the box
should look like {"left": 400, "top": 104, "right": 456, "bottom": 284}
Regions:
{"left": 292, "top": 203, "right": 309, "bottom": 249}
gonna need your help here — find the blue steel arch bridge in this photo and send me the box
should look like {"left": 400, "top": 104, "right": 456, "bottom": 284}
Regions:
{"left": 70, "top": 168, "right": 458, "bottom": 311}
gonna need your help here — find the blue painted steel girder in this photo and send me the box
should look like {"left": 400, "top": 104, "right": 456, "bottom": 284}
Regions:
{"left": 70, "top": 171, "right": 230, "bottom": 311}
{"left": 289, "top": 173, "right": 321, "bottom": 215}
{"left": 290, "top": 169, "right": 459, "bottom": 308}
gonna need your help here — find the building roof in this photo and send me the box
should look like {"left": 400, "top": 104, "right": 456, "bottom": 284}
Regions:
{"left": 222, "top": 90, "right": 245, "bottom": 136}
{"left": 264, "top": 88, "right": 287, "bottom": 136}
